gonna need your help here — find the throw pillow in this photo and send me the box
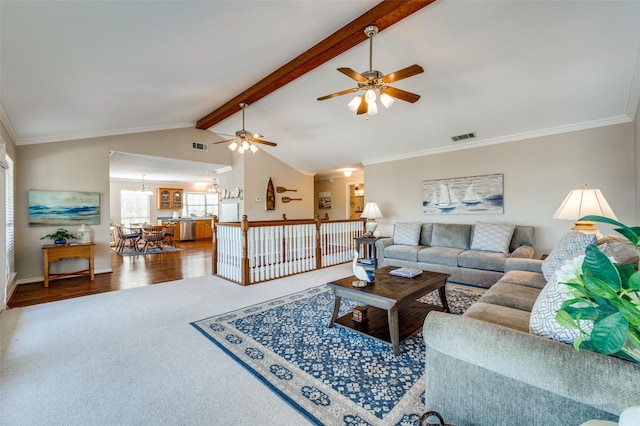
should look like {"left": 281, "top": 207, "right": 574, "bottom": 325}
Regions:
{"left": 529, "top": 252, "right": 593, "bottom": 343}
{"left": 541, "top": 231, "right": 598, "bottom": 281}
{"left": 393, "top": 223, "right": 421, "bottom": 246}
{"left": 470, "top": 222, "right": 516, "bottom": 253}
{"left": 598, "top": 235, "right": 639, "bottom": 265}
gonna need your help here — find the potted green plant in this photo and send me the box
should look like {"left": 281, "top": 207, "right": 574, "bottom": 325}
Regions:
{"left": 40, "top": 228, "right": 77, "bottom": 245}
{"left": 556, "top": 215, "right": 640, "bottom": 364}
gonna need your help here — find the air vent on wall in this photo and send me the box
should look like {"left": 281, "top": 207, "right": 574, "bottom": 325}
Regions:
{"left": 192, "top": 141, "right": 208, "bottom": 151}
{"left": 451, "top": 132, "right": 477, "bottom": 142}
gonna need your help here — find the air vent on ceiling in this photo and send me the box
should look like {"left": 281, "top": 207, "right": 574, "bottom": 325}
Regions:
{"left": 192, "top": 141, "right": 208, "bottom": 151}
{"left": 451, "top": 132, "right": 477, "bottom": 142}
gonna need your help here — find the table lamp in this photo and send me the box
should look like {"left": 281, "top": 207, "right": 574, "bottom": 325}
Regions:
{"left": 360, "top": 202, "right": 382, "bottom": 237}
{"left": 552, "top": 184, "right": 617, "bottom": 237}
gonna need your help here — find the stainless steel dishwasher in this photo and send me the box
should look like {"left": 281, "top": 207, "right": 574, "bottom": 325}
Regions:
{"left": 179, "top": 220, "right": 196, "bottom": 241}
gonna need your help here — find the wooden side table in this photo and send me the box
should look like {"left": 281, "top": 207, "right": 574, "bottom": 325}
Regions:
{"left": 42, "top": 243, "right": 95, "bottom": 287}
{"left": 354, "top": 236, "right": 384, "bottom": 269}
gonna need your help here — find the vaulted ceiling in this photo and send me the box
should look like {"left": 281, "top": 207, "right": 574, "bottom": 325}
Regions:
{"left": 2, "top": 1, "right": 640, "bottom": 181}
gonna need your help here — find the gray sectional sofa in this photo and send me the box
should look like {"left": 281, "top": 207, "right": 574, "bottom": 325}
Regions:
{"left": 422, "top": 232, "right": 640, "bottom": 425}
{"left": 375, "top": 222, "right": 535, "bottom": 287}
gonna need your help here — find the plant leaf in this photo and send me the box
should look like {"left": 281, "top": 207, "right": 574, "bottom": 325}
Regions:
{"left": 556, "top": 310, "right": 579, "bottom": 329}
{"left": 627, "top": 271, "right": 640, "bottom": 291}
{"left": 582, "top": 275, "right": 619, "bottom": 298}
{"left": 590, "top": 312, "right": 628, "bottom": 355}
{"left": 579, "top": 215, "right": 639, "bottom": 245}
{"left": 583, "top": 245, "right": 621, "bottom": 287}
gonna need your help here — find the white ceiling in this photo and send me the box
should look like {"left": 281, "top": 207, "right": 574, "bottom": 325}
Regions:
{"left": 2, "top": 1, "right": 640, "bottom": 182}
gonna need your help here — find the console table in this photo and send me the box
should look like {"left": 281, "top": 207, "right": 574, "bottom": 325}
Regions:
{"left": 42, "top": 243, "right": 95, "bottom": 287}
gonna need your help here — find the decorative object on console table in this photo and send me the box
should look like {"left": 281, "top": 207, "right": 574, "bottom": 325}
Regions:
{"left": 360, "top": 202, "right": 382, "bottom": 237}
{"left": 552, "top": 184, "right": 617, "bottom": 237}
{"left": 40, "top": 227, "right": 77, "bottom": 245}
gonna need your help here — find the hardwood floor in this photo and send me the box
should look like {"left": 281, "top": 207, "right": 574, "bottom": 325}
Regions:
{"left": 8, "top": 240, "right": 213, "bottom": 309}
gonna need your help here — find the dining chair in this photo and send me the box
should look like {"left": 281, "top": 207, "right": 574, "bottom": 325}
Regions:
{"left": 162, "top": 222, "right": 177, "bottom": 247}
{"left": 139, "top": 226, "right": 165, "bottom": 254}
{"left": 114, "top": 224, "right": 140, "bottom": 253}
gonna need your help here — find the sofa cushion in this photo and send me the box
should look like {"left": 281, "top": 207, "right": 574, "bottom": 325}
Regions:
{"left": 417, "top": 246, "right": 463, "bottom": 267}
{"left": 510, "top": 225, "right": 535, "bottom": 252}
{"left": 393, "top": 223, "right": 421, "bottom": 246}
{"left": 383, "top": 245, "right": 424, "bottom": 262}
{"left": 598, "top": 235, "right": 639, "bottom": 265}
{"left": 470, "top": 222, "right": 516, "bottom": 253}
{"left": 497, "top": 270, "right": 547, "bottom": 289}
{"left": 419, "top": 223, "right": 434, "bottom": 246}
{"left": 530, "top": 253, "right": 591, "bottom": 344}
{"left": 541, "top": 231, "right": 597, "bottom": 281}
{"left": 463, "top": 302, "right": 531, "bottom": 332}
{"left": 431, "top": 223, "right": 472, "bottom": 250}
{"left": 457, "top": 250, "right": 509, "bottom": 272}
{"left": 478, "top": 282, "right": 541, "bottom": 312}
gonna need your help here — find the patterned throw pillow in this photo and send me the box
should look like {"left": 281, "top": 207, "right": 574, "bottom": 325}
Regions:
{"left": 469, "top": 222, "right": 516, "bottom": 253}
{"left": 530, "top": 252, "right": 592, "bottom": 343}
{"left": 393, "top": 223, "right": 421, "bottom": 246}
{"left": 541, "top": 231, "right": 597, "bottom": 281}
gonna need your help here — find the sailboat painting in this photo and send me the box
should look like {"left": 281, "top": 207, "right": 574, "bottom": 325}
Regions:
{"left": 422, "top": 174, "right": 504, "bottom": 215}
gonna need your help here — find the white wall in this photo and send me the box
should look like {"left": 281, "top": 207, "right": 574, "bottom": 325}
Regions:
{"left": 364, "top": 123, "right": 636, "bottom": 256}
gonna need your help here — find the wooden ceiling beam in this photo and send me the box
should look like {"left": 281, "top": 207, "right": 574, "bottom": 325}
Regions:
{"left": 196, "top": 0, "right": 436, "bottom": 130}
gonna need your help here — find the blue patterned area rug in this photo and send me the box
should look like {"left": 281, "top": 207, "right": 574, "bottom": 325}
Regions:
{"left": 191, "top": 283, "right": 483, "bottom": 425}
{"left": 111, "top": 245, "right": 183, "bottom": 256}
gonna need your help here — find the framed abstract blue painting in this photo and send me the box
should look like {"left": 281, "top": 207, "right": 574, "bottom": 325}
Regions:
{"left": 29, "top": 191, "right": 100, "bottom": 226}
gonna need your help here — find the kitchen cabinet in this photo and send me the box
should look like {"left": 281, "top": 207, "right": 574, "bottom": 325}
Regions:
{"left": 158, "top": 188, "right": 183, "bottom": 209}
{"left": 195, "top": 219, "right": 213, "bottom": 240}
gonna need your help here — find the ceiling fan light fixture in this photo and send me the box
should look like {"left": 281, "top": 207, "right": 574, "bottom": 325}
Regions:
{"left": 228, "top": 141, "right": 238, "bottom": 151}
{"left": 237, "top": 146, "right": 245, "bottom": 154}
{"left": 380, "top": 92, "right": 395, "bottom": 109}
{"left": 367, "top": 100, "right": 378, "bottom": 115}
{"left": 241, "top": 140, "right": 250, "bottom": 150}
{"left": 365, "top": 89, "right": 376, "bottom": 104}
{"left": 250, "top": 144, "right": 258, "bottom": 153}
{"left": 348, "top": 95, "right": 362, "bottom": 112}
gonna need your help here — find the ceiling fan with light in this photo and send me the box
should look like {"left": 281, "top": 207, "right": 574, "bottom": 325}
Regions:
{"left": 213, "top": 102, "right": 277, "bottom": 154}
{"left": 317, "top": 25, "right": 424, "bottom": 116}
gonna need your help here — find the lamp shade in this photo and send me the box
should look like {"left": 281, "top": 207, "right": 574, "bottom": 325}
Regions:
{"left": 360, "top": 202, "right": 382, "bottom": 219}
{"left": 553, "top": 186, "right": 617, "bottom": 221}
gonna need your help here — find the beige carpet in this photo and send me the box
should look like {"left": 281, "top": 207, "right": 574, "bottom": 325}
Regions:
{"left": 0, "top": 264, "right": 355, "bottom": 425}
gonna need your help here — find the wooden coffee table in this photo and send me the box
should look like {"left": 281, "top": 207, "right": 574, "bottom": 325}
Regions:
{"left": 327, "top": 266, "right": 450, "bottom": 355}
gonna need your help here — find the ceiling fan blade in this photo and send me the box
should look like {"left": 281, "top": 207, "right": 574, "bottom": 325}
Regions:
{"left": 381, "top": 64, "right": 424, "bottom": 83}
{"left": 383, "top": 86, "right": 421, "bottom": 103}
{"left": 317, "top": 88, "right": 358, "bottom": 101}
{"left": 252, "top": 138, "right": 277, "bottom": 147}
{"left": 213, "top": 138, "right": 237, "bottom": 145}
{"left": 337, "top": 67, "right": 368, "bottom": 82}
{"left": 357, "top": 99, "right": 368, "bottom": 115}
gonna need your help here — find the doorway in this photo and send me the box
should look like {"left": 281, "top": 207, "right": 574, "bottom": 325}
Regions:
{"left": 348, "top": 183, "right": 365, "bottom": 220}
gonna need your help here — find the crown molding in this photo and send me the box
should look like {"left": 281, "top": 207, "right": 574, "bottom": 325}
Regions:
{"left": 0, "top": 104, "right": 19, "bottom": 144}
{"left": 362, "top": 114, "right": 633, "bottom": 166}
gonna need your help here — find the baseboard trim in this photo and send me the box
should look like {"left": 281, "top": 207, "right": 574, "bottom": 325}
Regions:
{"left": 15, "top": 267, "right": 113, "bottom": 285}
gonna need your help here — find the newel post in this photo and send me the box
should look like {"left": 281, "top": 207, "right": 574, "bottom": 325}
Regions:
{"left": 211, "top": 215, "right": 218, "bottom": 275}
{"left": 241, "top": 215, "right": 250, "bottom": 285}
{"left": 315, "top": 214, "right": 322, "bottom": 269}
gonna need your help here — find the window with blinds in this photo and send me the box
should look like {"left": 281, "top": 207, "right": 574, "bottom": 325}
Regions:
{"left": 5, "top": 155, "right": 14, "bottom": 302}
